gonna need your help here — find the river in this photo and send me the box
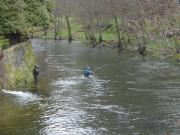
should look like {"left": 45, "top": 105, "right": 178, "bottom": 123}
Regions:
{"left": 0, "top": 39, "right": 180, "bottom": 135}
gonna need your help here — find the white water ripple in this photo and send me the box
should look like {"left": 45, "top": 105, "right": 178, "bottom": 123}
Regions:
{"left": 1, "top": 89, "right": 42, "bottom": 104}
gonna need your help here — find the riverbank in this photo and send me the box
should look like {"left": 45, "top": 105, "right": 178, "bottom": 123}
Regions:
{"left": 32, "top": 36, "right": 180, "bottom": 62}
{"left": 31, "top": 18, "right": 180, "bottom": 59}
{"left": 0, "top": 41, "right": 35, "bottom": 89}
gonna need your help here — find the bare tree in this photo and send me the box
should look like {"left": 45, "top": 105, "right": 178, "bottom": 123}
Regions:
{"left": 53, "top": 0, "right": 179, "bottom": 51}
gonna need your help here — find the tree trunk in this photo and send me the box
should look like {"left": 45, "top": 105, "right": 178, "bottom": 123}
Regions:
{"left": 86, "top": 29, "right": 96, "bottom": 47}
{"left": 114, "top": 16, "right": 121, "bottom": 48}
{"left": 57, "top": 17, "right": 60, "bottom": 39}
{"left": 44, "top": 29, "right": 47, "bottom": 40}
{"left": 59, "top": 16, "right": 63, "bottom": 40}
{"left": 87, "top": 30, "right": 92, "bottom": 41}
{"left": 65, "top": 16, "right": 72, "bottom": 41}
{"left": 83, "top": 25, "right": 89, "bottom": 40}
{"left": 109, "top": 0, "right": 121, "bottom": 48}
{"left": 99, "top": 32, "right": 103, "bottom": 43}
{"left": 54, "top": 18, "right": 57, "bottom": 40}
{"left": 84, "top": 30, "right": 89, "bottom": 40}
{"left": 90, "top": 26, "right": 97, "bottom": 47}
{"left": 96, "top": 17, "right": 103, "bottom": 43}
{"left": 90, "top": 28, "right": 97, "bottom": 42}
{"left": 84, "top": 31, "right": 89, "bottom": 40}
{"left": 85, "top": 24, "right": 96, "bottom": 47}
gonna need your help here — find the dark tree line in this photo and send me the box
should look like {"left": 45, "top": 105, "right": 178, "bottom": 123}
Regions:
{"left": 0, "top": 0, "right": 53, "bottom": 45}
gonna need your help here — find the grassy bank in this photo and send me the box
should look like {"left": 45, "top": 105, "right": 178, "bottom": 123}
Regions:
{"left": 32, "top": 18, "right": 180, "bottom": 59}
{"left": 33, "top": 19, "right": 120, "bottom": 42}
{"left": 0, "top": 37, "right": 9, "bottom": 50}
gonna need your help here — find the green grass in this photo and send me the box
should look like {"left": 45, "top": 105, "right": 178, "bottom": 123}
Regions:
{"left": 33, "top": 19, "right": 121, "bottom": 42}
{"left": 33, "top": 25, "right": 125, "bottom": 43}
{"left": 0, "top": 37, "right": 9, "bottom": 50}
{"left": 146, "top": 38, "right": 180, "bottom": 57}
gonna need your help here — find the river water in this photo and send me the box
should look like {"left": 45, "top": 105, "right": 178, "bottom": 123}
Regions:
{"left": 0, "top": 39, "right": 180, "bottom": 135}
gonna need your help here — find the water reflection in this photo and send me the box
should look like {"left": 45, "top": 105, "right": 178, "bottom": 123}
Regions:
{"left": 40, "top": 73, "right": 113, "bottom": 135}
{"left": 33, "top": 39, "right": 180, "bottom": 135}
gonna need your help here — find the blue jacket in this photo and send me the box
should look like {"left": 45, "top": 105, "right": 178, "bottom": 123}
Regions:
{"left": 84, "top": 68, "right": 93, "bottom": 77}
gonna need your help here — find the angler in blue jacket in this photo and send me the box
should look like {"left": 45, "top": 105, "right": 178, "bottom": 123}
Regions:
{"left": 83, "top": 67, "right": 94, "bottom": 77}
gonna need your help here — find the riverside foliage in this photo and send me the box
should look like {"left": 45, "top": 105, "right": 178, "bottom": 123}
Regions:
{"left": 0, "top": 0, "right": 53, "bottom": 45}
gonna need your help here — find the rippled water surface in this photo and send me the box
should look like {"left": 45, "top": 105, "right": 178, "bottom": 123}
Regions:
{"left": 0, "top": 39, "right": 180, "bottom": 135}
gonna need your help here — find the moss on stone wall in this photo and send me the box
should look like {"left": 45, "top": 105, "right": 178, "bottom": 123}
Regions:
{"left": 1, "top": 41, "right": 35, "bottom": 89}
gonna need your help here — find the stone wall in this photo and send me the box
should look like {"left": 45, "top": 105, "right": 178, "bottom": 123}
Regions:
{"left": 0, "top": 41, "right": 35, "bottom": 89}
